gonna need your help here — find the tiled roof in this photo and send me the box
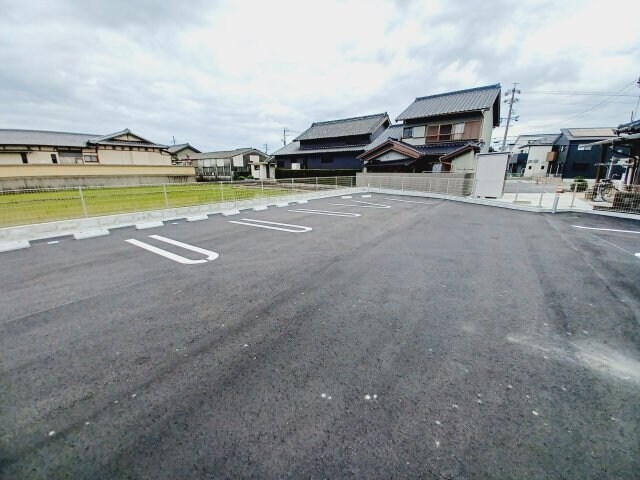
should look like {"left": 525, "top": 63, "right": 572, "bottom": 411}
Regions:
{"left": 518, "top": 134, "right": 561, "bottom": 147}
{"left": 363, "top": 124, "right": 404, "bottom": 151}
{"left": 0, "top": 128, "right": 167, "bottom": 148}
{"left": 396, "top": 84, "right": 501, "bottom": 121}
{"left": 413, "top": 141, "right": 476, "bottom": 156}
{"left": 167, "top": 143, "right": 201, "bottom": 154}
{"left": 294, "top": 113, "right": 389, "bottom": 141}
{"left": 0, "top": 129, "right": 100, "bottom": 147}
{"left": 616, "top": 119, "right": 640, "bottom": 134}
{"left": 191, "top": 148, "right": 257, "bottom": 160}
{"left": 272, "top": 141, "right": 366, "bottom": 157}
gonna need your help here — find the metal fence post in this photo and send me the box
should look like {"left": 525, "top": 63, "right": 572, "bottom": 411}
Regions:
{"left": 261, "top": 180, "right": 264, "bottom": 199}
{"left": 570, "top": 183, "right": 577, "bottom": 208}
{"left": 538, "top": 192, "right": 544, "bottom": 208}
{"left": 316, "top": 177, "right": 318, "bottom": 191}
{"left": 401, "top": 176, "right": 405, "bottom": 192}
{"left": 78, "top": 186, "right": 88, "bottom": 217}
{"left": 163, "top": 183, "right": 169, "bottom": 208}
{"left": 514, "top": 182, "right": 519, "bottom": 204}
{"left": 220, "top": 181, "right": 224, "bottom": 204}
{"left": 446, "top": 178, "right": 450, "bottom": 195}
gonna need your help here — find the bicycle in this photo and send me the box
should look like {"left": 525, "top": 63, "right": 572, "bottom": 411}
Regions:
{"left": 594, "top": 176, "right": 621, "bottom": 202}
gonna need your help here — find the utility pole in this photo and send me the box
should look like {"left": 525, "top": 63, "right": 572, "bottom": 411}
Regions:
{"left": 264, "top": 143, "right": 269, "bottom": 154}
{"left": 283, "top": 129, "right": 289, "bottom": 146}
{"left": 501, "top": 83, "right": 521, "bottom": 152}
{"left": 172, "top": 136, "right": 176, "bottom": 146}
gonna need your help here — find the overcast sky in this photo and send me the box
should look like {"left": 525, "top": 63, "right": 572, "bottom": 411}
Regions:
{"left": 1, "top": 0, "right": 638, "bottom": 152}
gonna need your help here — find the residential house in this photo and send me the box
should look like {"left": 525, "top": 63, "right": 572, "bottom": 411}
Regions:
{"left": 271, "top": 113, "right": 390, "bottom": 171}
{"left": 359, "top": 84, "right": 501, "bottom": 172}
{"left": 507, "top": 134, "right": 555, "bottom": 174}
{"left": 519, "top": 134, "right": 561, "bottom": 177}
{"left": 167, "top": 143, "right": 201, "bottom": 165}
{"left": 554, "top": 128, "right": 617, "bottom": 179}
{"left": 0, "top": 128, "right": 195, "bottom": 188}
{"left": 192, "top": 148, "right": 271, "bottom": 181}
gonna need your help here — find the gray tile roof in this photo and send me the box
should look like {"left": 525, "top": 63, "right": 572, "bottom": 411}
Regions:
{"left": 518, "top": 134, "right": 561, "bottom": 148}
{"left": 294, "top": 113, "right": 389, "bottom": 141}
{"left": 166, "top": 143, "right": 201, "bottom": 154}
{"left": 271, "top": 141, "right": 366, "bottom": 157}
{"left": 396, "top": 84, "right": 501, "bottom": 121}
{"left": 0, "top": 129, "right": 100, "bottom": 147}
{"left": 363, "top": 124, "right": 404, "bottom": 151}
{"left": 0, "top": 128, "right": 167, "bottom": 148}
{"left": 191, "top": 148, "right": 266, "bottom": 160}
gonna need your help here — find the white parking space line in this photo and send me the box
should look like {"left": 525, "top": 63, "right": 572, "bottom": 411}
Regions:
{"left": 328, "top": 200, "right": 391, "bottom": 209}
{"left": 571, "top": 225, "right": 640, "bottom": 235}
{"left": 228, "top": 219, "right": 312, "bottom": 233}
{"left": 287, "top": 209, "right": 361, "bottom": 217}
{"left": 383, "top": 197, "right": 433, "bottom": 204}
{"left": 586, "top": 233, "right": 636, "bottom": 258}
{"left": 125, "top": 235, "right": 219, "bottom": 265}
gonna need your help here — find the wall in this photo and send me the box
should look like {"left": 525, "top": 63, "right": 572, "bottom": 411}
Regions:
{"left": 277, "top": 152, "right": 363, "bottom": 170}
{"left": 451, "top": 150, "right": 476, "bottom": 172}
{"left": 401, "top": 112, "right": 484, "bottom": 146}
{"left": 522, "top": 145, "right": 553, "bottom": 177}
{"left": 0, "top": 164, "right": 196, "bottom": 189}
{"left": 0, "top": 152, "right": 25, "bottom": 164}
{"left": 370, "top": 150, "right": 409, "bottom": 162}
{"left": 98, "top": 148, "right": 172, "bottom": 166}
{"left": 480, "top": 109, "right": 493, "bottom": 153}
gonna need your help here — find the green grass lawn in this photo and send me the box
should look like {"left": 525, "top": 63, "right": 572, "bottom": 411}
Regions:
{"left": 0, "top": 183, "right": 291, "bottom": 227}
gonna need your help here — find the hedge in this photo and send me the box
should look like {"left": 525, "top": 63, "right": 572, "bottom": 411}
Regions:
{"left": 275, "top": 168, "right": 360, "bottom": 179}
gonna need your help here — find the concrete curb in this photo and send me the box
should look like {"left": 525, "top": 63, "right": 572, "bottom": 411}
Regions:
{"left": 0, "top": 240, "right": 30, "bottom": 252}
{"left": 73, "top": 229, "right": 110, "bottom": 240}
{"left": 0, "top": 188, "right": 364, "bottom": 242}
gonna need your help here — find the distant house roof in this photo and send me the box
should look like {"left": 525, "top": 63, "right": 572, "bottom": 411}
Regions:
{"left": 167, "top": 143, "right": 201, "bottom": 155}
{"left": 191, "top": 148, "right": 266, "bottom": 160}
{"left": 560, "top": 128, "right": 616, "bottom": 140}
{"left": 518, "top": 134, "right": 561, "bottom": 148}
{"left": 271, "top": 141, "right": 366, "bottom": 157}
{"left": 0, "top": 129, "right": 100, "bottom": 147}
{"left": 363, "top": 124, "right": 404, "bottom": 151}
{"left": 294, "top": 113, "right": 389, "bottom": 141}
{"left": 0, "top": 128, "right": 167, "bottom": 148}
{"left": 396, "top": 84, "right": 502, "bottom": 122}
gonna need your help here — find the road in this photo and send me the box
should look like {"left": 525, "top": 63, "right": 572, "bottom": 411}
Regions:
{"left": 1, "top": 195, "right": 639, "bottom": 479}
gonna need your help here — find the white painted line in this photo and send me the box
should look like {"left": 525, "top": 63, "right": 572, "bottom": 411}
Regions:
{"left": 221, "top": 209, "right": 240, "bottom": 216}
{"left": 149, "top": 235, "right": 219, "bottom": 261}
{"left": 228, "top": 219, "right": 312, "bottom": 233}
{"left": 47, "top": 240, "right": 59, "bottom": 245}
{"left": 276, "top": 202, "right": 290, "bottom": 207}
{"left": 136, "top": 221, "right": 164, "bottom": 230}
{"left": 253, "top": 205, "right": 268, "bottom": 211}
{"left": 125, "top": 235, "right": 219, "bottom": 265}
{"left": 587, "top": 233, "right": 635, "bottom": 257}
{"left": 383, "top": 197, "right": 433, "bottom": 204}
{"left": 635, "top": 253, "right": 640, "bottom": 259}
{"left": 0, "top": 240, "right": 31, "bottom": 252}
{"left": 73, "top": 229, "right": 110, "bottom": 240}
{"left": 186, "top": 214, "right": 208, "bottom": 222}
{"left": 361, "top": 194, "right": 372, "bottom": 198}
{"left": 571, "top": 225, "right": 640, "bottom": 235}
{"left": 341, "top": 195, "right": 353, "bottom": 199}
{"left": 328, "top": 200, "right": 390, "bottom": 209}
{"left": 287, "top": 209, "right": 361, "bottom": 217}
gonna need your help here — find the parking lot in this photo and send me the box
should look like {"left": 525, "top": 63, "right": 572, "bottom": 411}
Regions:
{"left": 1, "top": 194, "right": 639, "bottom": 479}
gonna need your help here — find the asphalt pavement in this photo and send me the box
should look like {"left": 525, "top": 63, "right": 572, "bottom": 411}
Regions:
{"left": 1, "top": 194, "right": 639, "bottom": 479}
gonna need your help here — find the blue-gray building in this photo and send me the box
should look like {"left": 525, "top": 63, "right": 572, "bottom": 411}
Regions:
{"left": 272, "top": 113, "right": 390, "bottom": 171}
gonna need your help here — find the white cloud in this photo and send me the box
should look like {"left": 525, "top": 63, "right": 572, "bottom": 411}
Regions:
{"left": 0, "top": 0, "right": 638, "bottom": 151}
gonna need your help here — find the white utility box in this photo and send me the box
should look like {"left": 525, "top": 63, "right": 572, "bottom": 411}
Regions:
{"left": 472, "top": 152, "right": 510, "bottom": 198}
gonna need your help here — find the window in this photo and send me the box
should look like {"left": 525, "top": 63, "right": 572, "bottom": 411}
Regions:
{"left": 321, "top": 156, "right": 333, "bottom": 164}
{"left": 403, "top": 127, "right": 413, "bottom": 138}
{"left": 21, "top": 152, "right": 28, "bottom": 164}
{"left": 51, "top": 153, "right": 58, "bottom": 164}
{"left": 83, "top": 155, "right": 98, "bottom": 163}
{"left": 426, "top": 125, "right": 439, "bottom": 142}
{"left": 253, "top": 165, "right": 259, "bottom": 171}
{"left": 438, "top": 124, "right": 452, "bottom": 141}
{"left": 541, "top": 165, "right": 545, "bottom": 170}
{"left": 528, "top": 165, "right": 532, "bottom": 169}
{"left": 452, "top": 123, "right": 465, "bottom": 140}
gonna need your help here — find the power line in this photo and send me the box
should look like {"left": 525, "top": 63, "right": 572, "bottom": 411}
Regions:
{"left": 546, "top": 79, "right": 638, "bottom": 128}
{"left": 525, "top": 91, "right": 638, "bottom": 97}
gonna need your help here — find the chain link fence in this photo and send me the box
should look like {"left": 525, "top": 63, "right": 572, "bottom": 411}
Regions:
{"left": 0, "top": 178, "right": 358, "bottom": 228}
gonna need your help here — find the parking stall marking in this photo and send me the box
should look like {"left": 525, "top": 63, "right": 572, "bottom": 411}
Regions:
{"left": 228, "top": 219, "right": 312, "bottom": 233}
{"left": 125, "top": 235, "right": 219, "bottom": 265}
{"left": 383, "top": 197, "right": 434, "bottom": 204}
{"left": 571, "top": 225, "right": 640, "bottom": 235}
{"left": 328, "top": 200, "right": 391, "bottom": 209}
{"left": 287, "top": 209, "right": 362, "bottom": 217}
